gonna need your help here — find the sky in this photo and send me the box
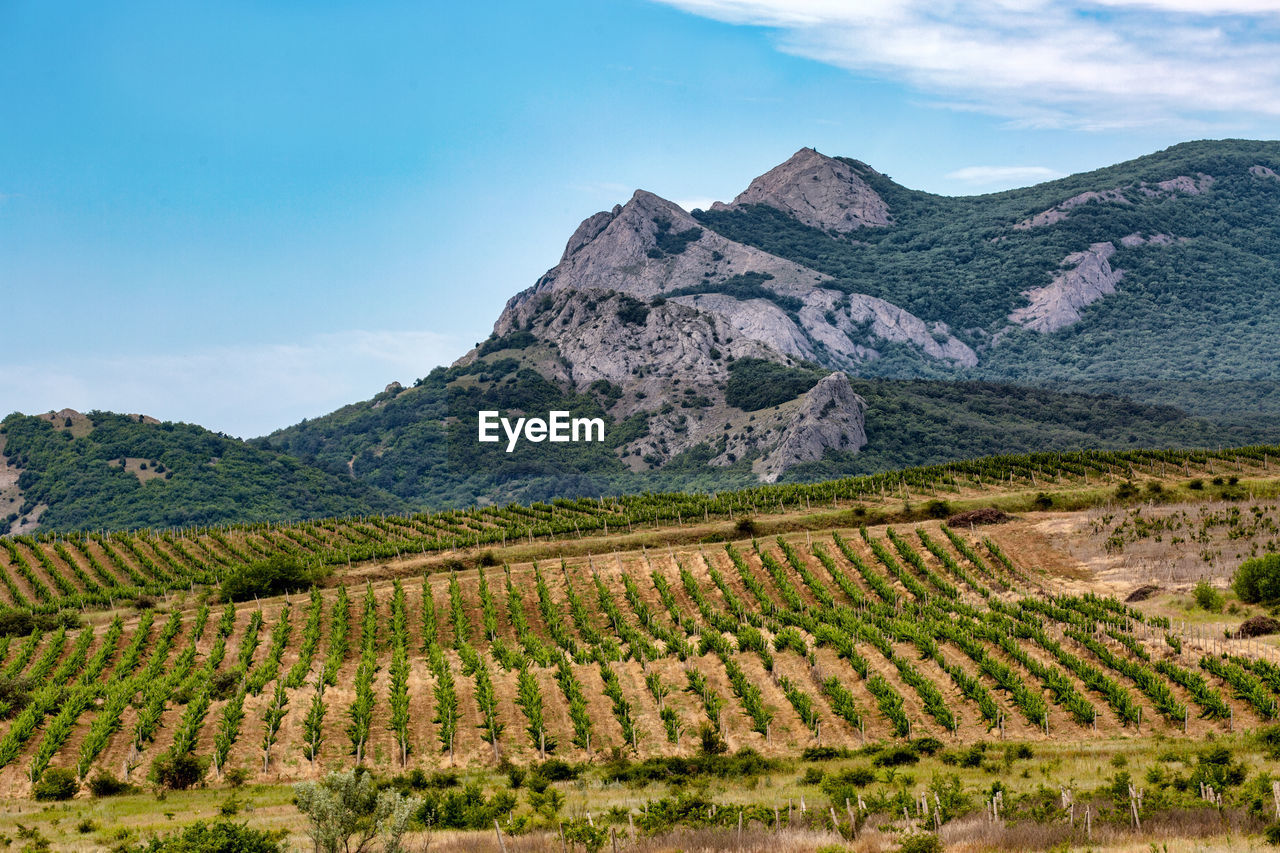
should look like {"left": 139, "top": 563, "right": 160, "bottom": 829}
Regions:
{"left": 3, "top": 0, "right": 1280, "bottom": 438}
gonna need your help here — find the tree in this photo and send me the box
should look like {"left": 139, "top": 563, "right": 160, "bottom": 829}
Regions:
{"left": 1234, "top": 553, "right": 1280, "bottom": 604}
{"left": 293, "top": 770, "right": 420, "bottom": 853}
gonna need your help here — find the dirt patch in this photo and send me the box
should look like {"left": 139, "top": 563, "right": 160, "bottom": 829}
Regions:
{"left": 106, "top": 457, "right": 168, "bottom": 484}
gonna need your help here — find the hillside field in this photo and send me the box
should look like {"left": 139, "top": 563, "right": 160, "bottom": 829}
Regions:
{"left": 5, "top": 448, "right": 1280, "bottom": 850}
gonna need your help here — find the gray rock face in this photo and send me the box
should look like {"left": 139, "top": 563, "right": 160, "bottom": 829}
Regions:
{"left": 1014, "top": 189, "right": 1130, "bottom": 230}
{"left": 1251, "top": 164, "right": 1279, "bottom": 180}
{"left": 711, "top": 147, "right": 891, "bottom": 231}
{"left": 1008, "top": 242, "right": 1123, "bottom": 333}
{"left": 1120, "top": 232, "right": 1176, "bottom": 248}
{"left": 493, "top": 181, "right": 967, "bottom": 372}
{"left": 757, "top": 373, "right": 867, "bottom": 483}
{"left": 1015, "top": 175, "right": 1215, "bottom": 230}
{"left": 500, "top": 189, "right": 825, "bottom": 316}
{"left": 471, "top": 150, "right": 986, "bottom": 481}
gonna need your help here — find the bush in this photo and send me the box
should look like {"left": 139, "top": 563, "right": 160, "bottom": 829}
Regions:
{"left": 32, "top": 767, "right": 78, "bottom": 801}
{"left": 1235, "top": 554, "right": 1280, "bottom": 605}
{"left": 698, "top": 723, "right": 727, "bottom": 755}
{"left": 88, "top": 772, "right": 135, "bottom": 797}
{"left": 151, "top": 752, "right": 209, "bottom": 790}
{"left": 0, "top": 676, "right": 33, "bottom": 719}
{"left": 1194, "top": 580, "right": 1225, "bottom": 612}
{"left": 898, "top": 833, "right": 943, "bottom": 853}
{"left": 923, "top": 500, "right": 951, "bottom": 519}
{"left": 138, "top": 819, "right": 286, "bottom": 852}
{"left": 220, "top": 555, "right": 319, "bottom": 602}
{"left": 296, "top": 769, "right": 421, "bottom": 851}
{"left": 872, "top": 746, "right": 919, "bottom": 767}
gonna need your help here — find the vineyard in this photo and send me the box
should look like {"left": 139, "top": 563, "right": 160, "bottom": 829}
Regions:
{"left": 2, "top": 505, "right": 1280, "bottom": 797}
{"left": 1, "top": 445, "right": 1278, "bottom": 616}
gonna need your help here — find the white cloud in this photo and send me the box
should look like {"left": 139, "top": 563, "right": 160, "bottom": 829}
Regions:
{"left": 0, "top": 329, "right": 464, "bottom": 440}
{"left": 653, "top": 0, "right": 1280, "bottom": 127}
{"left": 945, "top": 165, "right": 1065, "bottom": 185}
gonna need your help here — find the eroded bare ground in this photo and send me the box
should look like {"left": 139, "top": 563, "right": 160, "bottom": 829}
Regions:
{"left": 983, "top": 499, "right": 1280, "bottom": 597}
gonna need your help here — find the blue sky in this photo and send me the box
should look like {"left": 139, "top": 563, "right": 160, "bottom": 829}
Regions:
{"left": 4, "top": 0, "right": 1279, "bottom": 437}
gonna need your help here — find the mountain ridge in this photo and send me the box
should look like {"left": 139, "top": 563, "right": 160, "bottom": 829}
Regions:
{"left": 8, "top": 138, "right": 1280, "bottom": 532}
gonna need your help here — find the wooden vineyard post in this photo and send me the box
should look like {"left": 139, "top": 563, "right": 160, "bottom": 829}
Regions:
{"left": 493, "top": 820, "right": 507, "bottom": 853}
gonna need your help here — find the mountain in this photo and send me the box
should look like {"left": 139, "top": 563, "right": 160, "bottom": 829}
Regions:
{"left": 255, "top": 140, "right": 1280, "bottom": 509}
{"left": 10, "top": 139, "right": 1280, "bottom": 531}
{"left": 694, "top": 139, "right": 1280, "bottom": 417}
{"left": 0, "top": 409, "right": 403, "bottom": 534}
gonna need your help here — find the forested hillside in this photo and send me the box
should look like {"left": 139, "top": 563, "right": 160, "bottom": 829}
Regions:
{"left": 0, "top": 411, "right": 403, "bottom": 533}
{"left": 695, "top": 139, "right": 1280, "bottom": 414}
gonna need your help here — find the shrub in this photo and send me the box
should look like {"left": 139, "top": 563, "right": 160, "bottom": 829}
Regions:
{"left": 801, "top": 767, "right": 825, "bottom": 785}
{"left": 923, "top": 500, "right": 951, "bottom": 519}
{"left": 0, "top": 676, "right": 33, "bottom": 719}
{"left": 898, "top": 833, "right": 943, "bottom": 853}
{"left": 137, "top": 819, "right": 286, "bottom": 852}
{"left": 88, "top": 772, "right": 135, "bottom": 797}
{"left": 295, "top": 769, "right": 421, "bottom": 852}
{"left": 734, "top": 516, "right": 757, "bottom": 536}
{"left": 220, "top": 555, "right": 319, "bottom": 602}
{"left": 1115, "top": 481, "right": 1139, "bottom": 500}
{"left": 1235, "top": 554, "right": 1280, "bottom": 605}
{"left": 698, "top": 723, "right": 727, "bottom": 755}
{"left": 1194, "top": 580, "right": 1225, "bottom": 612}
{"left": 1190, "top": 745, "right": 1247, "bottom": 791}
{"left": 872, "top": 746, "right": 919, "bottom": 767}
{"left": 151, "top": 752, "right": 209, "bottom": 790}
{"left": 615, "top": 295, "right": 650, "bottom": 326}
{"left": 32, "top": 767, "right": 78, "bottom": 801}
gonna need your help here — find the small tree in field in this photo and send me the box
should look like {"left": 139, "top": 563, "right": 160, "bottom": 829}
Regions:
{"left": 1234, "top": 554, "right": 1280, "bottom": 605}
{"left": 293, "top": 770, "right": 419, "bottom": 853}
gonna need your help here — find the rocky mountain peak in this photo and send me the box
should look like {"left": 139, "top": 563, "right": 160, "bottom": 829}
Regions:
{"left": 757, "top": 372, "right": 867, "bottom": 483}
{"left": 711, "top": 147, "right": 891, "bottom": 231}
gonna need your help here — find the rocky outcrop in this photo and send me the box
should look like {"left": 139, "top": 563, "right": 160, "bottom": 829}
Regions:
{"left": 1119, "top": 232, "right": 1176, "bottom": 248}
{"left": 493, "top": 181, "right": 969, "bottom": 372}
{"left": 756, "top": 373, "right": 867, "bottom": 482}
{"left": 1008, "top": 242, "right": 1123, "bottom": 333}
{"left": 497, "top": 189, "right": 827, "bottom": 325}
{"left": 1014, "top": 189, "right": 1129, "bottom": 229}
{"left": 1141, "top": 174, "right": 1215, "bottom": 197}
{"left": 1251, "top": 164, "right": 1279, "bottom": 180}
{"left": 1015, "top": 174, "right": 1215, "bottom": 230}
{"left": 710, "top": 148, "right": 891, "bottom": 231}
